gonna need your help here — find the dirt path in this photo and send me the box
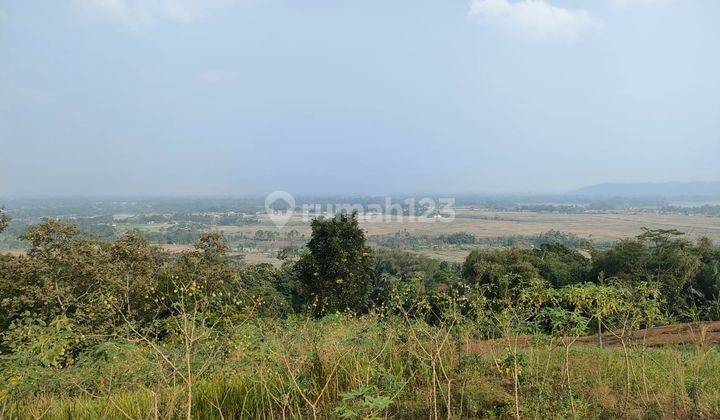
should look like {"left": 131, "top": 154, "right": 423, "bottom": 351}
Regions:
{"left": 576, "top": 321, "right": 720, "bottom": 348}
{"left": 465, "top": 321, "right": 720, "bottom": 353}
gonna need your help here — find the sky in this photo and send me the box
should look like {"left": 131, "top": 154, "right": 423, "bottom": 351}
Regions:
{"left": 1, "top": 0, "right": 719, "bottom": 197}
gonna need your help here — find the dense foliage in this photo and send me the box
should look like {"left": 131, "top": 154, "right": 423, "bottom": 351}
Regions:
{"left": 0, "top": 207, "right": 9, "bottom": 233}
{"left": 295, "top": 214, "right": 373, "bottom": 316}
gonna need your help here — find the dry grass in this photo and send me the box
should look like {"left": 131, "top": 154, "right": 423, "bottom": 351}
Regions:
{"left": 204, "top": 209, "right": 720, "bottom": 267}
{"left": 408, "top": 249, "right": 471, "bottom": 263}
{"left": 225, "top": 209, "right": 720, "bottom": 242}
{"left": 242, "top": 251, "right": 283, "bottom": 266}
{"left": 159, "top": 244, "right": 195, "bottom": 253}
{"left": 3, "top": 317, "right": 720, "bottom": 419}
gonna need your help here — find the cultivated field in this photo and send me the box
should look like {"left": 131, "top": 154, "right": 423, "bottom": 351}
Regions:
{"left": 213, "top": 209, "right": 720, "bottom": 242}
{"left": 173, "top": 209, "right": 720, "bottom": 265}
{"left": 6, "top": 209, "right": 720, "bottom": 267}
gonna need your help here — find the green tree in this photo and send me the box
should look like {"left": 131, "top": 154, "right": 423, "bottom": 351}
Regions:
{"left": 691, "top": 237, "right": 720, "bottom": 303}
{"left": 531, "top": 243, "right": 591, "bottom": 287}
{"left": 462, "top": 248, "right": 540, "bottom": 299}
{"left": 639, "top": 229, "right": 700, "bottom": 314}
{"left": 559, "top": 282, "right": 625, "bottom": 347}
{"left": 1, "top": 221, "right": 169, "bottom": 357}
{"left": 17, "top": 220, "right": 113, "bottom": 326}
{"left": 109, "top": 229, "right": 165, "bottom": 320}
{"left": 1, "top": 220, "right": 121, "bottom": 361}
{"left": 169, "top": 232, "right": 239, "bottom": 307}
{"left": 593, "top": 229, "right": 701, "bottom": 316}
{"left": 296, "top": 213, "right": 373, "bottom": 316}
{"left": 238, "top": 263, "right": 291, "bottom": 317}
{"left": 0, "top": 206, "right": 9, "bottom": 233}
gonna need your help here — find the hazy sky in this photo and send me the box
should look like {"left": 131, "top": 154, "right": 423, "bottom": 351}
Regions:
{"left": 1, "top": 0, "right": 719, "bottom": 196}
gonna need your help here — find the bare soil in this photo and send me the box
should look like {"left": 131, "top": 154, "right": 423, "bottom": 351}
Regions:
{"left": 466, "top": 321, "right": 720, "bottom": 353}
{"left": 577, "top": 321, "right": 720, "bottom": 348}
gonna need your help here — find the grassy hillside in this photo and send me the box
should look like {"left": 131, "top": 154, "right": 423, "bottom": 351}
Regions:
{"left": 2, "top": 316, "right": 719, "bottom": 419}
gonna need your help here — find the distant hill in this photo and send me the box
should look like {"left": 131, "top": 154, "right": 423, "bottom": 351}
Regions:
{"left": 571, "top": 182, "right": 720, "bottom": 198}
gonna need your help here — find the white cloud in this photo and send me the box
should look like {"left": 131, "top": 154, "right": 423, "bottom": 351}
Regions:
{"left": 76, "top": 0, "right": 244, "bottom": 27}
{"left": 468, "top": 0, "right": 602, "bottom": 41}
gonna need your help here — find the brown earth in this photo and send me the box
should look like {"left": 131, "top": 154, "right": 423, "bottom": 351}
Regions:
{"left": 466, "top": 321, "right": 720, "bottom": 353}
{"left": 215, "top": 209, "right": 720, "bottom": 242}
{"left": 576, "top": 321, "right": 720, "bottom": 348}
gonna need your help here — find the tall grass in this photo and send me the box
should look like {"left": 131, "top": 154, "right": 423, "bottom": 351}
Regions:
{"left": 2, "top": 315, "right": 719, "bottom": 419}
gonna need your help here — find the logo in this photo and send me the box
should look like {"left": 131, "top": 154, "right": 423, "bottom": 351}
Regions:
{"left": 264, "top": 191, "right": 456, "bottom": 226}
{"left": 265, "top": 190, "right": 295, "bottom": 227}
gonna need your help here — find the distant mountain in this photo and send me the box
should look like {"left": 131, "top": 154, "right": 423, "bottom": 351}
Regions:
{"left": 571, "top": 182, "right": 720, "bottom": 198}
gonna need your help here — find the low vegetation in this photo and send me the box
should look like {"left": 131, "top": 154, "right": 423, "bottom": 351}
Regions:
{"left": 1, "top": 210, "right": 720, "bottom": 418}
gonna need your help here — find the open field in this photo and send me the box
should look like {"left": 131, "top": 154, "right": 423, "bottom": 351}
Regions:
{"left": 6, "top": 209, "right": 719, "bottom": 268}
{"left": 242, "top": 250, "right": 284, "bottom": 266}
{"left": 213, "top": 209, "right": 720, "bottom": 242}
{"left": 206, "top": 209, "right": 720, "bottom": 266}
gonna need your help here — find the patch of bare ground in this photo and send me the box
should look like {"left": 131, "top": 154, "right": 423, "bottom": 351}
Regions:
{"left": 4, "top": 249, "right": 27, "bottom": 256}
{"left": 576, "top": 321, "right": 720, "bottom": 348}
{"left": 243, "top": 251, "right": 283, "bottom": 267}
{"left": 160, "top": 244, "right": 194, "bottom": 253}
{"left": 466, "top": 321, "right": 720, "bottom": 353}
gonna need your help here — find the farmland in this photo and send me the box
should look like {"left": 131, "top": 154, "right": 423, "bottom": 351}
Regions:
{"left": 4, "top": 203, "right": 720, "bottom": 266}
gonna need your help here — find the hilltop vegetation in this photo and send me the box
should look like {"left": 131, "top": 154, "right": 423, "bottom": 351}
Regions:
{"left": 1, "top": 211, "right": 720, "bottom": 418}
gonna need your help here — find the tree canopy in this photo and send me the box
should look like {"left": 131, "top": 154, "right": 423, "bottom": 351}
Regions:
{"left": 295, "top": 212, "right": 373, "bottom": 316}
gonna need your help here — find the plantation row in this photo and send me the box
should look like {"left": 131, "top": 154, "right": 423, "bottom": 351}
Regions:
{"left": 0, "top": 211, "right": 719, "bottom": 418}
